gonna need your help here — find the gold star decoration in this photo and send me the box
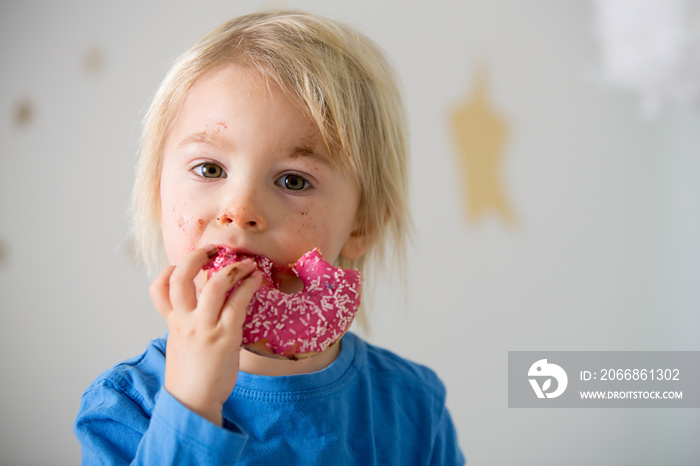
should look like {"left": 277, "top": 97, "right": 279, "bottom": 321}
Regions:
{"left": 449, "top": 66, "right": 516, "bottom": 225}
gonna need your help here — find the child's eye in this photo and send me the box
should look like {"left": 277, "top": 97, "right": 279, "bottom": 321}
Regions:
{"left": 276, "top": 173, "right": 311, "bottom": 191}
{"left": 193, "top": 163, "right": 226, "bottom": 178}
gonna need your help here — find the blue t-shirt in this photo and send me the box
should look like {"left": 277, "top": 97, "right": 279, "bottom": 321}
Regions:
{"left": 75, "top": 332, "right": 465, "bottom": 465}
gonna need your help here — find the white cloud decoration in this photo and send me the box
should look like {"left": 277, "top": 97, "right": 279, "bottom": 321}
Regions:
{"left": 592, "top": 0, "right": 700, "bottom": 115}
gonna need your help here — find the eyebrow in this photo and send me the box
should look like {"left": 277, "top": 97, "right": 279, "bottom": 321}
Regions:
{"left": 287, "top": 144, "right": 333, "bottom": 167}
{"left": 176, "top": 131, "right": 229, "bottom": 150}
{"left": 176, "top": 130, "right": 334, "bottom": 167}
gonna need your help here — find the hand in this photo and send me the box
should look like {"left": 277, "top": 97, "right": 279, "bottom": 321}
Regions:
{"left": 149, "top": 246, "right": 262, "bottom": 426}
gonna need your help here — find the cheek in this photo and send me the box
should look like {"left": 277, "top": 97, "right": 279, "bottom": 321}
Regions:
{"left": 295, "top": 208, "right": 318, "bottom": 235}
{"left": 176, "top": 213, "right": 205, "bottom": 236}
{"left": 276, "top": 208, "right": 321, "bottom": 255}
{"left": 161, "top": 201, "right": 204, "bottom": 263}
{"left": 288, "top": 205, "right": 350, "bottom": 260}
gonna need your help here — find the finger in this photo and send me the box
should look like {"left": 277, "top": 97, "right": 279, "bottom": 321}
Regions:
{"left": 169, "top": 246, "right": 219, "bottom": 311}
{"left": 220, "top": 269, "right": 263, "bottom": 330}
{"left": 149, "top": 265, "right": 176, "bottom": 319}
{"left": 198, "top": 260, "right": 257, "bottom": 326}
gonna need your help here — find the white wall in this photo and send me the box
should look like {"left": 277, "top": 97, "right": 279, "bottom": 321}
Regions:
{"left": 0, "top": 1, "right": 698, "bottom": 464}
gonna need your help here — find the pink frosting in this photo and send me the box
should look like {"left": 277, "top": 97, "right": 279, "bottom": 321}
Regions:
{"left": 203, "top": 247, "right": 362, "bottom": 358}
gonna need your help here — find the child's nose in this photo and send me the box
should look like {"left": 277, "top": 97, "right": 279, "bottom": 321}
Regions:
{"left": 217, "top": 186, "right": 267, "bottom": 231}
{"left": 217, "top": 204, "right": 266, "bottom": 230}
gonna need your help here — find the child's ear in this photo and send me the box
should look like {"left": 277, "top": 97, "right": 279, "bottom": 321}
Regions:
{"left": 340, "top": 229, "right": 371, "bottom": 261}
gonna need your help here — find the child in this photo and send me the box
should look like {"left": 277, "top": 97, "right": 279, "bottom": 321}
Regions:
{"left": 74, "top": 10, "right": 465, "bottom": 465}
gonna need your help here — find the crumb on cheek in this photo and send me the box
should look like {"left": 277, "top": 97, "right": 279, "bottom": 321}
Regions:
{"left": 177, "top": 216, "right": 205, "bottom": 233}
{"left": 298, "top": 218, "right": 317, "bottom": 234}
{"left": 172, "top": 215, "right": 203, "bottom": 254}
{"left": 291, "top": 210, "right": 315, "bottom": 233}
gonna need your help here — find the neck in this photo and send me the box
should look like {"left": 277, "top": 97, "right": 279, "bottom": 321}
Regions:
{"left": 238, "top": 342, "right": 341, "bottom": 376}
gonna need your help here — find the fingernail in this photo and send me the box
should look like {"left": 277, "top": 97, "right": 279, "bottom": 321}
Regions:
{"left": 206, "top": 246, "right": 219, "bottom": 259}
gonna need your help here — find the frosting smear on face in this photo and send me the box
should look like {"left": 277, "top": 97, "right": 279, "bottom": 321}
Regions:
{"left": 204, "top": 247, "right": 363, "bottom": 359}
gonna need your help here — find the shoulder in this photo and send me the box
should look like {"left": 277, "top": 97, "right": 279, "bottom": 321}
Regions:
{"left": 81, "top": 336, "right": 167, "bottom": 413}
{"left": 346, "top": 334, "right": 461, "bottom": 456}
{"left": 350, "top": 334, "right": 447, "bottom": 403}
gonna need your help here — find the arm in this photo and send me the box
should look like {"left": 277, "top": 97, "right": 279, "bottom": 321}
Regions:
{"left": 429, "top": 405, "right": 466, "bottom": 466}
{"left": 75, "top": 247, "right": 261, "bottom": 464}
{"left": 74, "top": 382, "right": 247, "bottom": 465}
{"left": 149, "top": 247, "right": 262, "bottom": 426}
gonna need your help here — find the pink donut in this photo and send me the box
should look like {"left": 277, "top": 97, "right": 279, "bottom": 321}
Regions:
{"left": 204, "top": 247, "right": 362, "bottom": 359}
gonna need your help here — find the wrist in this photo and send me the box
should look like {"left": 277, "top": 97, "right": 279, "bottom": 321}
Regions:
{"left": 165, "top": 387, "right": 224, "bottom": 426}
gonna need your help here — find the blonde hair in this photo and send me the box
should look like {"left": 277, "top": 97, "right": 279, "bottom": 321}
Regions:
{"left": 132, "top": 10, "right": 410, "bottom": 288}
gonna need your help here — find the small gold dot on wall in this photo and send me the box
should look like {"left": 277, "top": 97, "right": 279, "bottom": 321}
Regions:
{"left": 13, "top": 98, "right": 35, "bottom": 128}
{"left": 82, "top": 45, "right": 105, "bottom": 75}
{"left": 0, "top": 240, "right": 7, "bottom": 266}
{"left": 449, "top": 65, "right": 517, "bottom": 226}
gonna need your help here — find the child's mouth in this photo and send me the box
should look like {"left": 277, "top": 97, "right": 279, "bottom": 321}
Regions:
{"left": 203, "top": 246, "right": 289, "bottom": 288}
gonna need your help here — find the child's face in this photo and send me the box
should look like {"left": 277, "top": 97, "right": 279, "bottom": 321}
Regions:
{"left": 159, "top": 64, "right": 364, "bottom": 293}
